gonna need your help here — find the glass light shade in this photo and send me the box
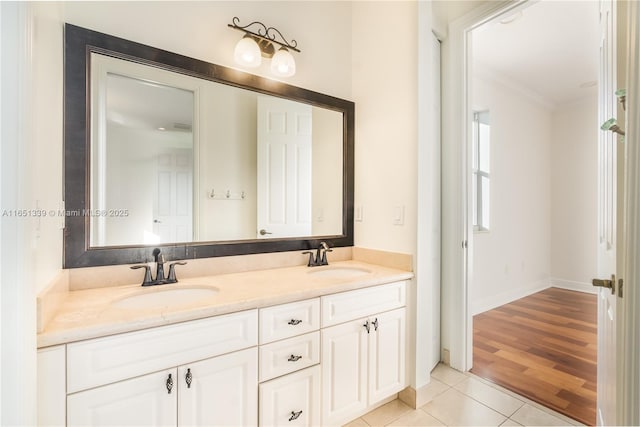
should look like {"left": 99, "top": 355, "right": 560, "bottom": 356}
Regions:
{"left": 271, "top": 47, "right": 296, "bottom": 77}
{"left": 234, "top": 36, "right": 261, "bottom": 68}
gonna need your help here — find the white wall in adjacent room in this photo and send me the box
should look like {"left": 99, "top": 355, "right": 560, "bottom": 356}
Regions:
{"left": 470, "top": 74, "right": 553, "bottom": 315}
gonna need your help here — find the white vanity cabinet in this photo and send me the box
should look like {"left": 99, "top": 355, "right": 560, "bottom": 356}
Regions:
{"left": 258, "top": 299, "right": 321, "bottom": 426}
{"left": 321, "top": 282, "right": 407, "bottom": 426}
{"left": 38, "top": 275, "right": 412, "bottom": 427}
{"left": 66, "top": 310, "right": 258, "bottom": 427}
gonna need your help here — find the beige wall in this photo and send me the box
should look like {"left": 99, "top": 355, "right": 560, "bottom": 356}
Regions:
{"left": 352, "top": 1, "right": 418, "bottom": 254}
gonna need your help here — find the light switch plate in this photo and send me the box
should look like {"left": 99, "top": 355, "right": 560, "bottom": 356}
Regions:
{"left": 393, "top": 205, "right": 404, "bottom": 225}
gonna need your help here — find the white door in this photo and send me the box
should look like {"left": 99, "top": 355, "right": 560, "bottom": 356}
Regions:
{"left": 153, "top": 148, "right": 193, "bottom": 243}
{"left": 67, "top": 369, "right": 177, "bottom": 427}
{"left": 259, "top": 365, "right": 321, "bottom": 427}
{"left": 594, "top": 0, "right": 620, "bottom": 425}
{"left": 256, "top": 96, "right": 312, "bottom": 238}
{"left": 178, "top": 347, "right": 258, "bottom": 426}
{"left": 368, "top": 308, "right": 406, "bottom": 404}
{"left": 321, "top": 318, "right": 368, "bottom": 425}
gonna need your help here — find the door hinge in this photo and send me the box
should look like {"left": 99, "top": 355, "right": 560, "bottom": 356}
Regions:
{"left": 462, "top": 240, "right": 468, "bottom": 249}
{"left": 592, "top": 274, "right": 616, "bottom": 295}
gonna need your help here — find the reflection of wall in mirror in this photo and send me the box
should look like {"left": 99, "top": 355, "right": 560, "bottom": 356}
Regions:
{"left": 197, "top": 83, "right": 258, "bottom": 241}
{"left": 312, "top": 108, "right": 343, "bottom": 236}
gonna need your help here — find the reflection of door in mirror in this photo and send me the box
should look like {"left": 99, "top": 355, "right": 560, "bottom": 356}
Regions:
{"left": 90, "top": 54, "right": 196, "bottom": 246}
{"left": 152, "top": 148, "right": 193, "bottom": 244}
{"left": 257, "top": 97, "right": 312, "bottom": 239}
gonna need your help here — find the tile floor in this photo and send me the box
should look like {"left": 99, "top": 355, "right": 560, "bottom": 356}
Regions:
{"left": 344, "top": 364, "right": 585, "bottom": 427}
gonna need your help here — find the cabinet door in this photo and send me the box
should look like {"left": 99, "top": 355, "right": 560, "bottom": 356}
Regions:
{"left": 368, "top": 308, "right": 406, "bottom": 403}
{"left": 259, "top": 365, "right": 321, "bottom": 426}
{"left": 38, "top": 346, "right": 66, "bottom": 426}
{"left": 321, "top": 318, "right": 368, "bottom": 426}
{"left": 178, "top": 347, "right": 258, "bottom": 426}
{"left": 67, "top": 369, "right": 177, "bottom": 427}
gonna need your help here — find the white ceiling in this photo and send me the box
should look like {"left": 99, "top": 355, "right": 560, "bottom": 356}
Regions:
{"left": 107, "top": 73, "right": 193, "bottom": 132}
{"left": 472, "top": 0, "right": 600, "bottom": 108}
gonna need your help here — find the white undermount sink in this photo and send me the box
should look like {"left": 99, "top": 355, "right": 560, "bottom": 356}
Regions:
{"left": 306, "top": 266, "right": 372, "bottom": 278}
{"left": 113, "top": 286, "right": 219, "bottom": 310}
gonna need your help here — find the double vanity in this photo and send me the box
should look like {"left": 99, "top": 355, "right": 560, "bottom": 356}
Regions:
{"left": 41, "top": 22, "right": 411, "bottom": 426}
{"left": 37, "top": 254, "right": 413, "bottom": 426}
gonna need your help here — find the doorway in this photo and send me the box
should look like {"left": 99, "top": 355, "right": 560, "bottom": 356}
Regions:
{"left": 440, "top": 1, "right": 639, "bottom": 425}
{"left": 463, "top": 0, "right": 599, "bottom": 423}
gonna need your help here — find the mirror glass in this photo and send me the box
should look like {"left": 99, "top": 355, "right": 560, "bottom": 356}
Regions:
{"left": 89, "top": 53, "right": 343, "bottom": 247}
{"left": 63, "top": 24, "right": 354, "bottom": 268}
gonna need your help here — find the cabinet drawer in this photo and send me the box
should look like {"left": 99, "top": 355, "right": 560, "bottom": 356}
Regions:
{"left": 259, "top": 365, "right": 321, "bottom": 427}
{"left": 67, "top": 309, "right": 257, "bottom": 393}
{"left": 321, "top": 281, "right": 406, "bottom": 327}
{"left": 259, "top": 332, "right": 319, "bottom": 382}
{"left": 259, "top": 298, "right": 320, "bottom": 344}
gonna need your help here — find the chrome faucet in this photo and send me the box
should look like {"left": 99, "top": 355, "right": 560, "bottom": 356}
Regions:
{"left": 302, "top": 242, "right": 332, "bottom": 267}
{"left": 130, "top": 248, "right": 187, "bottom": 286}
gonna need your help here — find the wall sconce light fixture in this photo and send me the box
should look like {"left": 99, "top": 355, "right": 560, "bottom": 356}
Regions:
{"left": 228, "top": 17, "right": 300, "bottom": 77}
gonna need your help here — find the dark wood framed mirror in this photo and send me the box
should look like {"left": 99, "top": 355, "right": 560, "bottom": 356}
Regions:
{"left": 64, "top": 24, "right": 354, "bottom": 268}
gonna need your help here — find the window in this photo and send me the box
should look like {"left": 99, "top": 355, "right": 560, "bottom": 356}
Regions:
{"left": 472, "top": 111, "right": 490, "bottom": 231}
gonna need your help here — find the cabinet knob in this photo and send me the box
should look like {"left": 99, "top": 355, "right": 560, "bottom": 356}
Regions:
{"left": 288, "top": 319, "right": 303, "bottom": 325}
{"left": 372, "top": 318, "right": 379, "bottom": 331}
{"left": 166, "top": 373, "right": 173, "bottom": 394}
{"left": 185, "top": 368, "right": 193, "bottom": 388}
{"left": 288, "top": 354, "right": 302, "bottom": 362}
{"left": 289, "top": 410, "right": 303, "bottom": 421}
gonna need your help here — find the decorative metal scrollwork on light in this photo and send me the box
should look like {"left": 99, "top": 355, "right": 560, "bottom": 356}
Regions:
{"left": 228, "top": 17, "right": 300, "bottom": 77}
{"left": 228, "top": 17, "right": 300, "bottom": 53}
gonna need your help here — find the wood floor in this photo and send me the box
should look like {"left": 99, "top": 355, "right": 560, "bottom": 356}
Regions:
{"left": 471, "top": 287, "right": 597, "bottom": 426}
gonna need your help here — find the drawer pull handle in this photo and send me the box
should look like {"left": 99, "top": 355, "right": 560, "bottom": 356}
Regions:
{"left": 372, "top": 318, "right": 379, "bottom": 331}
{"left": 288, "top": 319, "right": 303, "bottom": 325}
{"left": 166, "top": 374, "right": 173, "bottom": 394}
{"left": 185, "top": 368, "right": 192, "bottom": 388}
{"left": 288, "top": 354, "right": 302, "bottom": 362}
{"left": 289, "top": 410, "right": 303, "bottom": 421}
{"left": 363, "top": 320, "right": 370, "bottom": 334}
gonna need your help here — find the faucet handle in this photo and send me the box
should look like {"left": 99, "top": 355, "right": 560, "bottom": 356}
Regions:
{"left": 167, "top": 261, "right": 187, "bottom": 283}
{"left": 302, "top": 251, "right": 315, "bottom": 267}
{"left": 321, "top": 248, "right": 333, "bottom": 266}
{"left": 131, "top": 264, "right": 153, "bottom": 286}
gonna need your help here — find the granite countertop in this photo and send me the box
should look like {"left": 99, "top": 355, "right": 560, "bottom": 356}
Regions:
{"left": 37, "top": 260, "right": 413, "bottom": 348}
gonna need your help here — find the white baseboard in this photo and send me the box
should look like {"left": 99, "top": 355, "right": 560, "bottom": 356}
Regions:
{"left": 550, "top": 278, "right": 597, "bottom": 294}
{"left": 471, "top": 279, "right": 550, "bottom": 316}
